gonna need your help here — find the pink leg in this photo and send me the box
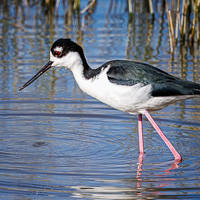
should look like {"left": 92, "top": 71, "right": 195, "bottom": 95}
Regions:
{"left": 144, "top": 111, "right": 182, "bottom": 161}
{"left": 136, "top": 119, "right": 144, "bottom": 186}
{"left": 138, "top": 114, "right": 144, "bottom": 153}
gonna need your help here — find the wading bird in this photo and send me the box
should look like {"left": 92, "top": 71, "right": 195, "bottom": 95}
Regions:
{"left": 20, "top": 39, "right": 200, "bottom": 161}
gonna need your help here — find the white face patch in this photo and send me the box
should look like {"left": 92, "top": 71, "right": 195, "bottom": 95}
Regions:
{"left": 54, "top": 46, "right": 63, "bottom": 52}
{"left": 50, "top": 51, "right": 82, "bottom": 69}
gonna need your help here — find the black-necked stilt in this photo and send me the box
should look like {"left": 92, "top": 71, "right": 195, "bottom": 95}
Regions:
{"left": 19, "top": 38, "right": 200, "bottom": 161}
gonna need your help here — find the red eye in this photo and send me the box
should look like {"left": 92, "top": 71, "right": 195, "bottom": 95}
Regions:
{"left": 54, "top": 51, "right": 61, "bottom": 57}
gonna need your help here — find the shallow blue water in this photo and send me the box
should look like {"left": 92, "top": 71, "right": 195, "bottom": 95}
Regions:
{"left": 0, "top": 1, "right": 200, "bottom": 199}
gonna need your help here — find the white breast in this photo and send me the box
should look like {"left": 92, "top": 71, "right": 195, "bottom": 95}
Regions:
{"left": 71, "top": 64, "right": 195, "bottom": 114}
{"left": 71, "top": 64, "right": 155, "bottom": 114}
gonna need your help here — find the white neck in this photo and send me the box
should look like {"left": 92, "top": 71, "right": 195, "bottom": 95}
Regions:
{"left": 65, "top": 53, "right": 89, "bottom": 94}
{"left": 50, "top": 51, "right": 94, "bottom": 95}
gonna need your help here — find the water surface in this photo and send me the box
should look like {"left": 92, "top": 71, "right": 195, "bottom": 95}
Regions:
{"left": 0, "top": 1, "right": 200, "bottom": 199}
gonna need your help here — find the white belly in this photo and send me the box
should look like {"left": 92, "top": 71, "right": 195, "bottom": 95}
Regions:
{"left": 72, "top": 67, "right": 192, "bottom": 114}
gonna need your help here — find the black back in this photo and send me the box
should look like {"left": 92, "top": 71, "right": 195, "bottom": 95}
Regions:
{"left": 104, "top": 60, "right": 200, "bottom": 96}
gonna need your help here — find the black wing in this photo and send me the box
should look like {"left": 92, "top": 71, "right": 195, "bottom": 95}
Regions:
{"left": 105, "top": 60, "right": 200, "bottom": 97}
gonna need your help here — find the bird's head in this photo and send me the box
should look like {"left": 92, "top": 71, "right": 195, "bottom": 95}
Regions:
{"left": 50, "top": 38, "right": 84, "bottom": 69}
{"left": 19, "top": 38, "right": 84, "bottom": 91}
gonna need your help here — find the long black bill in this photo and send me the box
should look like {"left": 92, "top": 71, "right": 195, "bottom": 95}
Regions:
{"left": 19, "top": 61, "right": 53, "bottom": 91}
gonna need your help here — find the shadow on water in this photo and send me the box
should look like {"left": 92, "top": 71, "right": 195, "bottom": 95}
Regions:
{"left": 0, "top": 0, "right": 200, "bottom": 199}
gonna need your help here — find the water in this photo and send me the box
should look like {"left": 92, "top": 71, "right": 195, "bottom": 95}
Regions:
{"left": 0, "top": 1, "right": 200, "bottom": 199}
